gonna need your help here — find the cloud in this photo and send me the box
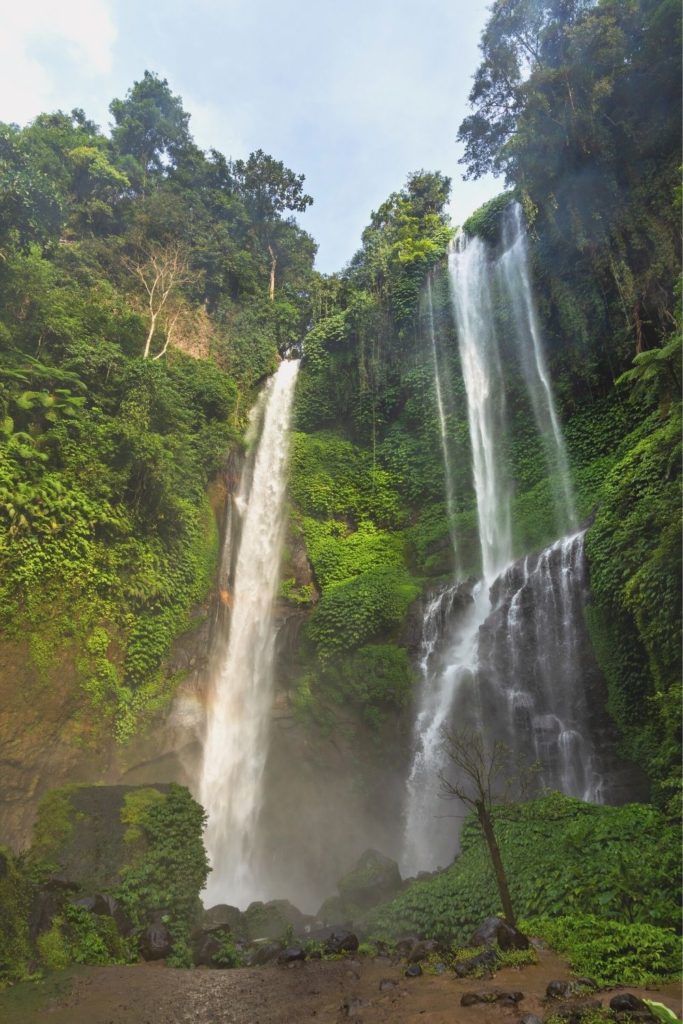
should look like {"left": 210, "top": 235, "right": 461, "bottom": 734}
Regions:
{"left": 0, "top": 1, "right": 116, "bottom": 124}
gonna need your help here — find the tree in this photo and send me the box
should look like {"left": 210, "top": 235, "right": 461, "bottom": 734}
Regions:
{"left": 231, "top": 149, "right": 313, "bottom": 300}
{"left": 122, "top": 242, "right": 192, "bottom": 358}
{"left": 110, "top": 71, "right": 192, "bottom": 186}
{"left": 439, "top": 728, "right": 527, "bottom": 927}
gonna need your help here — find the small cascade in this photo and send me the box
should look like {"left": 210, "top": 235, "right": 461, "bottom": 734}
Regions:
{"left": 425, "top": 277, "right": 460, "bottom": 571}
{"left": 200, "top": 359, "right": 300, "bottom": 907}
{"left": 499, "top": 203, "right": 576, "bottom": 530}
{"left": 477, "top": 531, "right": 604, "bottom": 802}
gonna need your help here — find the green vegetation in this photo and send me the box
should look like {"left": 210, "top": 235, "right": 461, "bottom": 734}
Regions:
{"left": 0, "top": 73, "right": 316, "bottom": 740}
{"left": 0, "top": 850, "right": 32, "bottom": 988}
{"left": 115, "top": 784, "right": 209, "bottom": 967}
{"left": 521, "top": 915, "right": 681, "bottom": 987}
{"left": 367, "top": 794, "right": 680, "bottom": 944}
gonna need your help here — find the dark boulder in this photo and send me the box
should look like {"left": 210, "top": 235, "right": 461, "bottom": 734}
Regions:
{"left": 202, "top": 904, "right": 244, "bottom": 935}
{"left": 71, "top": 893, "right": 132, "bottom": 935}
{"left": 28, "top": 891, "right": 61, "bottom": 942}
{"left": 140, "top": 922, "right": 172, "bottom": 961}
{"left": 325, "top": 929, "right": 359, "bottom": 954}
{"left": 610, "top": 995, "right": 647, "bottom": 1013}
{"left": 471, "top": 916, "right": 530, "bottom": 951}
{"left": 405, "top": 963, "right": 423, "bottom": 977}
{"left": 244, "top": 899, "right": 306, "bottom": 940}
{"left": 395, "top": 935, "right": 422, "bottom": 958}
{"left": 337, "top": 849, "right": 402, "bottom": 909}
{"left": 278, "top": 945, "right": 306, "bottom": 964}
{"left": 547, "top": 979, "right": 598, "bottom": 1000}
{"left": 408, "top": 939, "right": 442, "bottom": 963}
{"left": 247, "top": 940, "right": 282, "bottom": 966}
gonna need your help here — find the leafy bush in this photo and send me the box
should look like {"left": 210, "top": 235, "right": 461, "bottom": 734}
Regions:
{"left": 367, "top": 794, "right": 680, "bottom": 944}
{"left": 521, "top": 914, "right": 681, "bottom": 986}
{"left": 0, "top": 849, "right": 32, "bottom": 987}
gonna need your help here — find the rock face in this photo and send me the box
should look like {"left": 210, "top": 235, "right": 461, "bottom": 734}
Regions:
{"left": 30, "top": 784, "right": 172, "bottom": 892}
{"left": 337, "top": 849, "right": 402, "bottom": 909}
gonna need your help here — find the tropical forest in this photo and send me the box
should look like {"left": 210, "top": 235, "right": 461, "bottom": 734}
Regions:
{"left": 0, "top": 1, "right": 680, "bottom": 1022}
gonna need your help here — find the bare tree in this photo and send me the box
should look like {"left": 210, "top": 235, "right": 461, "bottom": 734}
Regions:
{"left": 122, "top": 242, "right": 191, "bottom": 359}
{"left": 439, "top": 728, "right": 530, "bottom": 928}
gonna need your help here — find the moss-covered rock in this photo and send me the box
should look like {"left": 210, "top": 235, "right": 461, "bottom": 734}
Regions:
{"left": 0, "top": 847, "right": 32, "bottom": 987}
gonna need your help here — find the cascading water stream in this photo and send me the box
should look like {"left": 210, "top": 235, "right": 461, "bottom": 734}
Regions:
{"left": 425, "top": 277, "right": 460, "bottom": 571}
{"left": 200, "top": 358, "right": 300, "bottom": 907}
{"left": 499, "top": 203, "right": 576, "bottom": 531}
{"left": 402, "top": 206, "right": 593, "bottom": 875}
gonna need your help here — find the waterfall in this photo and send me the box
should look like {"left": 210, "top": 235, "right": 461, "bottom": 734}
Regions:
{"left": 200, "top": 358, "right": 300, "bottom": 907}
{"left": 402, "top": 205, "right": 591, "bottom": 875}
{"left": 499, "top": 203, "right": 576, "bottom": 530}
{"left": 425, "top": 277, "right": 460, "bottom": 571}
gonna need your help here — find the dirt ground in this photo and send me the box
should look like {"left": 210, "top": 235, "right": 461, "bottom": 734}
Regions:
{"left": 0, "top": 950, "right": 680, "bottom": 1024}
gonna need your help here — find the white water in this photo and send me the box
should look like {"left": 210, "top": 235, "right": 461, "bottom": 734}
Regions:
{"left": 425, "top": 278, "right": 460, "bottom": 570}
{"left": 200, "top": 358, "right": 300, "bottom": 907}
{"left": 499, "top": 203, "right": 576, "bottom": 530}
{"left": 403, "top": 206, "right": 584, "bottom": 875}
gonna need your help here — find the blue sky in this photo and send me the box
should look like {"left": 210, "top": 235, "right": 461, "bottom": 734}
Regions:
{"left": 0, "top": 0, "right": 502, "bottom": 272}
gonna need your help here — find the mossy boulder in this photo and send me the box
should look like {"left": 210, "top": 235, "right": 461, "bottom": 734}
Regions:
{"left": 337, "top": 848, "right": 402, "bottom": 909}
{"left": 243, "top": 900, "right": 307, "bottom": 940}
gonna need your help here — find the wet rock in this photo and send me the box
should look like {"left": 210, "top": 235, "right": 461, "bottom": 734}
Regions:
{"left": 546, "top": 999, "right": 603, "bottom": 1024}
{"left": 405, "top": 963, "right": 423, "bottom": 977}
{"left": 337, "top": 849, "right": 402, "bottom": 909}
{"left": 202, "top": 904, "right": 244, "bottom": 935}
{"left": 244, "top": 899, "right": 306, "bottom": 940}
{"left": 395, "top": 934, "right": 421, "bottom": 958}
{"left": 471, "top": 916, "right": 530, "bottom": 951}
{"left": 454, "top": 947, "right": 498, "bottom": 977}
{"left": 28, "top": 891, "right": 61, "bottom": 942}
{"left": 140, "top": 922, "right": 172, "bottom": 961}
{"left": 278, "top": 945, "right": 306, "bottom": 964}
{"left": 408, "top": 939, "right": 442, "bottom": 963}
{"left": 609, "top": 995, "right": 648, "bottom": 1014}
{"left": 247, "top": 940, "right": 282, "bottom": 965}
{"left": 547, "top": 979, "right": 598, "bottom": 1000}
{"left": 461, "top": 989, "right": 524, "bottom": 1006}
{"left": 315, "top": 895, "right": 348, "bottom": 927}
{"left": 71, "top": 893, "right": 132, "bottom": 935}
{"left": 379, "top": 978, "right": 397, "bottom": 991}
{"left": 325, "top": 929, "right": 359, "bottom": 954}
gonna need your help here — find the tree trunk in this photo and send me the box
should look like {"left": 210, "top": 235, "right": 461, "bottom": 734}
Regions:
{"left": 268, "top": 244, "right": 277, "bottom": 302}
{"left": 476, "top": 800, "right": 516, "bottom": 926}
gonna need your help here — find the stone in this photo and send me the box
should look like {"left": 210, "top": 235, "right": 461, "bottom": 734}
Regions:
{"left": 520, "top": 1015, "right": 543, "bottom": 1024}
{"left": 470, "top": 916, "right": 530, "bottom": 951}
{"left": 610, "top": 995, "right": 648, "bottom": 1013}
{"left": 71, "top": 893, "right": 132, "bottom": 935}
{"left": 454, "top": 948, "right": 498, "bottom": 977}
{"left": 140, "top": 922, "right": 172, "bottom": 961}
{"left": 379, "top": 978, "right": 397, "bottom": 991}
{"left": 244, "top": 899, "right": 306, "bottom": 940}
{"left": 247, "top": 940, "right": 282, "bottom": 966}
{"left": 324, "top": 929, "right": 359, "bottom": 954}
{"left": 408, "top": 939, "right": 442, "bottom": 963}
{"left": 395, "top": 935, "right": 421, "bottom": 958}
{"left": 461, "top": 989, "right": 524, "bottom": 1006}
{"left": 547, "top": 979, "right": 598, "bottom": 1000}
{"left": 337, "top": 848, "right": 402, "bottom": 909}
{"left": 405, "top": 963, "right": 423, "bottom": 977}
{"left": 202, "top": 904, "right": 244, "bottom": 935}
{"left": 278, "top": 945, "right": 306, "bottom": 964}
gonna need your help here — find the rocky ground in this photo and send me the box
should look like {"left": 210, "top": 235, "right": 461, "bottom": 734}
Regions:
{"left": 1, "top": 949, "right": 680, "bottom": 1024}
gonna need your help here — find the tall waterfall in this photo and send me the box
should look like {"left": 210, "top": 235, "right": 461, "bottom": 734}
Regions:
{"left": 425, "top": 277, "right": 460, "bottom": 571}
{"left": 402, "top": 205, "right": 591, "bottom": 875}
{"left": 499, "top": 203, "right": 576, "bottom": 531}
{"left": 200, "top": 358, "right": 299, "bottom": 907}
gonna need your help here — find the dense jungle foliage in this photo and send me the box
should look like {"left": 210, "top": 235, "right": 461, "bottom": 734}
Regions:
{"left": 0, "top": 72, "right": 316, "bottom": 739}
{"left": 366, "top": 793, "right": 681, "bottom": 982}
{"left": 286, "top": 0, "right": 681, "bottom": 807}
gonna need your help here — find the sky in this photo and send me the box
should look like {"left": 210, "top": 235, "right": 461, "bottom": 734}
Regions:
{"left": 0, "top": 0, "right": 502, "bottom": 272}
